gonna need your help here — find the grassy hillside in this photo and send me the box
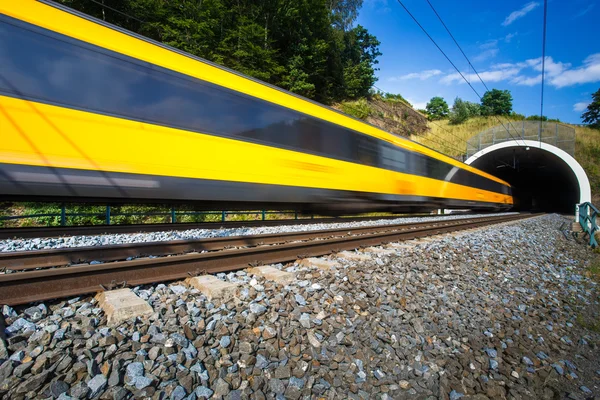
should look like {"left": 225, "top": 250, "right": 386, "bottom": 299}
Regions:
{"left": 415, "top": 117, "right": 600, "bottom": 203}
{"left": 336, "top": 95, "right": 429, "bottom": 138}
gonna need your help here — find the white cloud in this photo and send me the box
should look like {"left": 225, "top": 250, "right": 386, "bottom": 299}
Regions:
{"left": 473, "top": 40, "right": 499, "bottom": 62}
{"left": 511, "top": 74, "right": 542, "bottom": 86}
{"left": 406, "top": 98, "right": 428, "bottom": 110}
{"left": 525, "top": 56, "right": 570, "bottom": 77}
{"left": 439, "top": 53, "right": 600, "bottom": 89}
{"left": 473, "top": 48, "right": 499, "bottom": 62}
{"left": 391, "top": 69, "right": 442, "bottom": 81}
{"left": 573, "top": 101, "right": 590, "bottom": 112}
{"left": 440, "top": 67, "right": 521, "bottom": 85}
{"left": 572, "top": 3, "right": 595, "bottom": 19}
{"left": 549, "top": 53, "right": 600, "bottom": 88}
{"left": 504, "top": 32, "right": 517, "bottom": 43}
{"left": 502, "top": 2, "right": 540, "bottom": 26}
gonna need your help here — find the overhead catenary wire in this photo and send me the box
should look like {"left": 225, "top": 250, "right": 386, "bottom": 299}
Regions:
{"left": 339, "top": 94, "right": 468, "bottom": 156}
{"left": 372, "top": 84, "right": 473, "bottom": 150}
{"left": 86, "top": 0, "right": 146, "bottom": 24}
{"left": 539, "top": 0, "right": 548, "bottom": 133}
{"left": 424, "top": 0, "right": 525, "bottom": 146}
{"left": 395, "top": 0, "right": 525, "bottom": 146}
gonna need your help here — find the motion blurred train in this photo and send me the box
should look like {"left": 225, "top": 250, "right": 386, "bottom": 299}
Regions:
{"left": 0, "top": 1, "right": 513, "bottom": 213}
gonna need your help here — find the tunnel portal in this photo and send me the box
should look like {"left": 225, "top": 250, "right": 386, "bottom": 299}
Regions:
{"left": 465, "top": 140, "right": 591, "bottom": 213}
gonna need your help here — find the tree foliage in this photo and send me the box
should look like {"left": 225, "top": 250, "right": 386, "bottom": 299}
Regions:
{"left": 582, "top": 88, "right": 600, "bottom": 129}
{"left": 448, "top": 97, "right": 469, "bottom": 124}
{"left": 57, "top": 0, "right": 380, "bottom": 104}
{"left": 425, "top": 97, "right": 449, "bottom": 120}
{"left": 481, "top": 89, "right": 513, "bottom": 116}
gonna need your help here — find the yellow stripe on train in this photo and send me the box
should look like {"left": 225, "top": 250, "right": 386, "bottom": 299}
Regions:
{"left": 0, "top": 95, "right": 512, "bottom": 205}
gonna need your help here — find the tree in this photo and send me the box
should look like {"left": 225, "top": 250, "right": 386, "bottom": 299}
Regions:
{"left": 582, "top": 88, "right": 600, "bottom": 129}
{"left": 465, "top": 101, "right": 481, "bottom": 117}
{"left": 341, "top": 25, "right": 381, "bottom": 99}
{"left": 481, "top": 89, "right": 513, "bottom": 116}
{"left": 425, "top": 97, "right": 449, "bottom": 120}
{"left": 449, "top": 97, "right": 469, "bottom": 124}
{"left": 57, "top": 0, "right": 381, "bottom": 105}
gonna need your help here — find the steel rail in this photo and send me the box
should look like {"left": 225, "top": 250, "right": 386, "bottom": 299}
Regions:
{"left": 0, "top": 213, "right": 538, "bottom": 305}
{"left": 0, "top": 214, "right": 512, "bottom": 271}
{"left": 0, "top": 214, "right": 443, "bottom": 240}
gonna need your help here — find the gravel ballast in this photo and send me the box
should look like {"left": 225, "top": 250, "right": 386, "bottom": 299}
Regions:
{"left": 0, "top": 212, "right": 517, "bottom": 252}
{"left": 1, "top": 213, "right": 599, "bottom": 400}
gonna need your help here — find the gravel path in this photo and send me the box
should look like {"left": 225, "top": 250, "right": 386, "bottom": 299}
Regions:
{"left": 1, "top": 213, "right": 599, "bottom": 400}
{"left": 0, "top": 213, "right": 517, "bottom": 252}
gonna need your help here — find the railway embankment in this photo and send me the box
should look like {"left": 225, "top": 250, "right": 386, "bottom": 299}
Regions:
{"left": 1, "top": 214, "right": 598, "bottom": 399}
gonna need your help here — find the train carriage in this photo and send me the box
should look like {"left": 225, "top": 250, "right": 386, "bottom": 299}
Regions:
{"left": 0, "top": 0, "right": 513, "bottom": 213}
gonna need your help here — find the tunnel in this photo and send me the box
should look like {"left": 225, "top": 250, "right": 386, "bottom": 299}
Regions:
{"left": 465, "top": 140, "right": 591, "bottom": 213}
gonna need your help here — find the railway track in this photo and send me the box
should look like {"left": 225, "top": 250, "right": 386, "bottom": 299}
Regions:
{"left": 0, "top": 213, "right": 539, "bottom": 305}
{"left": 0, "top": 214, "right": 451, "bottom": 240}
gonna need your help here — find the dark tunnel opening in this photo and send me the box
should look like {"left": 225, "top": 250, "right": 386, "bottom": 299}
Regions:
{"left": 468, "top": 146, "right": 580, "bottom": 213}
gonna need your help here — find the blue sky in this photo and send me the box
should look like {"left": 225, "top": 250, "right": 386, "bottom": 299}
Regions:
{"left": 357, "top": 0, "right": 599, "bottom": 123}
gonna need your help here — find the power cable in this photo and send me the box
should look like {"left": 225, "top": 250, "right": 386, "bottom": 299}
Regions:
{"left": 395, "top": 0, "right": 524, "bottom": 145}
{"left": 372, "top": 84, "right": 472, "bottom": 150}
{"left": 340, "top": 98, "right": 467, "bottom": 156}
{"left": 539, "top": 0, "right": 548, "bottom": 134}
{"left": 424, "top": 0, "right": 525, "bottom": 146}
{"left": 86, "top": 0, "right": 145, "bottom": 23}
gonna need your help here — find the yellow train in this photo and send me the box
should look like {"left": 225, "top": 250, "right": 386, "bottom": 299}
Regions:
{"left": 0, "top": 1, "right": 513, "bottom": 213}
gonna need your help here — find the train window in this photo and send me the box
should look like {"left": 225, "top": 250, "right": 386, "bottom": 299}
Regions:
{"left": 380, "top": 143, "right": 406, "bottom": 172}
{"left": 357, "top": 136, "right": 379, "bottom": 165}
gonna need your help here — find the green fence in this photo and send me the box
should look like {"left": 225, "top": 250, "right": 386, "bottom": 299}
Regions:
{"left": 0, "top": 204, "right": 309, "bottom": 227}
{"left": 578, "top": 202, "right": 598, "bottom": 248}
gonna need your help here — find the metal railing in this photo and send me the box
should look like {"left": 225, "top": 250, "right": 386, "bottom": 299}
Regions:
{"left": 466, "top": 121, "right": 576, "bottom": 159}
{"left": 0, "top": 205, "right": 310, "bottom": 227}
{"left": 577, "top": 202, "right": 598, "bottom": 248}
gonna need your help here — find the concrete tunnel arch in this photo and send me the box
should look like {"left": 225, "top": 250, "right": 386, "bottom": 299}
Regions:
{"left": 464, "top": 140, "right": 591, "bottom": 212}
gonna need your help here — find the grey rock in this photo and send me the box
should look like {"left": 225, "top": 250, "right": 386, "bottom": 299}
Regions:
{"left": 299, "top": 313, "right": 311, "bottom": 329}
{"left": 213, "top": 378, "right": 230, "bottom": 397}
{"left": 485, "top": 348, "right": 497, "bottom": 358}
{"left": 220, "top": 336, "right": 231, "bottom": 348}
{"left": 14, "top": 361, "right": 33, "bottom": 377}
{"left": 580, "top": 386, "right": 592, "bottom": 395}
{"left": 490, "top": 360, "right": 499, "bottom": 370}
{"left": 307, "top": 331, "right": 321, "bottom": 348}
{"left": 249, "top": 303, "right": 267, "bottom": 315}
{"left": 24, "top": 305, "right": 44, "bottom": 321}
{"left": 87, "top": 374, "right": 107, "bottom": 398}
{"left": 295, "top": 294, "right": 306, "bottom": 305}
{"left": 268, "top": 379, "right": 285, "bottom": 395}
{"left": 552, "top": 364, "right": 564, "bottom": 375}
{"left": 108, "top": 368, "right": 123, "bottom": 386}
{"left": 171, "top": 385, "right": 187, "bottom": 400}
{"left": 256, "top": 354, "right": 269, "bottom": 369}
{"left": 49, "top": 380, "right": 69, "bottom": 398}
{"left": 412, "top": 318, "right": 424, "bottom": 334}
{"left": 289, "top": 377, "right": 305, "bottom": 389}
{"left": 449, "top": 390, "right": 464, "bottom": 400}
{"left": 125, "top": 362, "right": 145, "bottom": 385}
{"left": 6, "top": 318, "right": 35, "bottom": 336}
{"left": 274, "top": 365, "right": 291, "bottom": 379}
{"left": 16, "top": 370, "right": 48, "bottom": 393}
{"left": 70, "top": 382, "right": 90, "bottom": 399}
{"left": 195, "top": 386, "right": 214, "bottom": 399}
{"left": 134, "top": 376, "right": 153, "bottom": 390}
